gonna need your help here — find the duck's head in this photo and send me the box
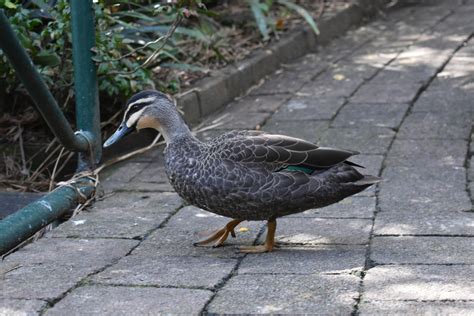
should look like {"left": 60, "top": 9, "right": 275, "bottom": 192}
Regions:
{"left": 104, "top": 90, "right": 188, "bottom": 147}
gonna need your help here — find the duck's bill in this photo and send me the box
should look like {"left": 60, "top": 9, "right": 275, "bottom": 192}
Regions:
{"left": 103, "top": 123, "right": 134, "bottom": 148}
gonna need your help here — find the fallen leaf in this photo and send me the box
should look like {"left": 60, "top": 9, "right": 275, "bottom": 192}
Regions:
{"left": 333, "top": 74, "right": 346, "bottom": 81}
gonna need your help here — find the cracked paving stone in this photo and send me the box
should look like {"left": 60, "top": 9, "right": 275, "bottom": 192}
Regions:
{"left": 270, "top": 96, "right": 346, "bottom": 121}
{"left": 45, "top": 285, "right": 212, "bottom": 315}
{"left": 0, "top": 299, "right": 47, "bottom": 316}
{"left": 208, "top": 274, "right": 360, "bottom": 314}
{"left": 49, "top": 192, "right": 182, "bottom": 239}
{"left": 93, "top": 254, "right": 237, "bottom": 289}
{"left": 0, "top": 238, "right": 138, "bottom": 301}
{"left": 319, "top": 127, "right": 395, "bottom": 154}
{"left": 374, "top": 208, "right": 474, "bottom": 236}
{"left": 398, "top": 111, "right": 472, "bottom": 140}
{"left": 238, "top": 244, "right": 366, "bottom": 275}
{"left": 363, "top": 265, "right": 474, "bottom": 301}
{"left": 386, "top": 138, "right": 468, "bottom": 167}
{"left": 288, "top": 196, "right": 375, "bottom": 219}
{"left": 379, "top": 166, "right": 471, "bottom": 213}
{"left": 359, "top": 300, "right": 474, "bottom": 315}
{"left": 371, "top": 236, "right": 474, "bottom": 265}
{"left": 262, "top": 119, "right": 329, "bottom": 143}
{"left": 332, "top": 103, "right": 409, "bottom": 129}
{"left": 260, "top": 217, "right": 372, "bottom": 245}
{"left": 135, "top": 206, "right": 263, "bottom": 259}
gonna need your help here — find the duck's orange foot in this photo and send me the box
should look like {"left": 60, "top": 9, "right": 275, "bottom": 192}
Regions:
{"left": 239, "top": 219, "right": 277, "bottom": 253}
{"left": 194, "top": 219, "right": 243, "bottom": 248}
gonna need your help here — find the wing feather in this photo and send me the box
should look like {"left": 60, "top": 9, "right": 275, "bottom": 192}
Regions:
{"left": 211, "top": 132, "right": 358, "bottom": 169}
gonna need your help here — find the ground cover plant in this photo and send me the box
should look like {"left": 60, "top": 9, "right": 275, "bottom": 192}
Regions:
{"left": 0, "top": 0, "right": 334, "bottom": 191}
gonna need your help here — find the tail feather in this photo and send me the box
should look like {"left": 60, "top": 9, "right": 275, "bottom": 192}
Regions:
{"left": 345, "top": 160, "right": 365, "bottom": 168}
{"left": 353, "top": 175, "right": 382, "bottom": 186}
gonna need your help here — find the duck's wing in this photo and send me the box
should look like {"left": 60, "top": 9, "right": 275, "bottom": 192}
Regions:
{"left": 214, "top": 132, "right": 359, "bottom": 170}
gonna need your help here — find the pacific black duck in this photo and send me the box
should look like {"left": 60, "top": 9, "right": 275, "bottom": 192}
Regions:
{"left": 104, "top": 90, "right": 380, "bottom": 253}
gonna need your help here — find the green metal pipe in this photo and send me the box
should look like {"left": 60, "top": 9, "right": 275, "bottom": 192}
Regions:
{"left": 0, "top": 180, "right": 95, "bottom": 255}
{"left": 70, "top": 0, "right": 102, "bottom": 169}
{"left": 0, "top": 9, "right": 89, "bottom": 152}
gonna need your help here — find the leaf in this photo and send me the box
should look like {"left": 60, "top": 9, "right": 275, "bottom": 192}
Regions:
{"left": 113, "top": 11, "right": 157, "bottom": 23}
{"left": 333, "top": 74, "right": 345, "bottom": 81}
{"left": 33, "top": 51, "right": 61, "bottom": 67}
{"left": 277, "top": 0, "right": 319, "bottom": 35}
{"left": 247, "top": 0, "right": 270, "bottom": 41}
{"left": 4, "top": 0, "right": 17, "bottom": 9}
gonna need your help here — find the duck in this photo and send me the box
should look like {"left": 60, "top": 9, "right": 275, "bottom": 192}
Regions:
{"left": 104, "top": 90, "right": 380, "bottom": 253}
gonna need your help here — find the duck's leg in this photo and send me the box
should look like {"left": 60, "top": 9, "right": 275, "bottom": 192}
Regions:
{"left": 194, "top": 219, "right": 243, "bottom": 247}
{"left": 239, "top": 219, "right": 276, "bottom": 253}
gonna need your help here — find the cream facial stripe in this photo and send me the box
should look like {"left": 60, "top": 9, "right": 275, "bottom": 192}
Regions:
{"left": 123, "top": 96, "right": 156, "bottom": 121}
{"left": 125, "top": 108, "right": 146, "bottom": 128}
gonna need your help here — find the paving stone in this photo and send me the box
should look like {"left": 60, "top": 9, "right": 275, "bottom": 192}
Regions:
{"left": 262, "top": 119, "right": 329, "bottom": 143}
{"left": 233, "top": 94, "right": 291, "bottom": 113}
{"left": 374, "top": 209, "right": 474, "bottom": 235}
{"left": 136, "top": 206, "right": 263, "bottom": 259}
{"left": 93, "top": 254, "right": 237, "bottom": 289}
{"left": 371, "top": 236, "right": 474, "bottom": 264}
{"left": 270, "top": 96, "right": 346, "bottom": 121}
{"left": 100, "top": 161, "right": 151, "bottom": 193}
{"left": 412, "top": 81, "right": 473, "bottom": 113}
{"left": 280, "top": 53, "right": 328, "bottom": 75}
{"left": 250, "top": 68, "right": 314, "bottom": 95}
{"left": 289, "top": 196, "right": 375, "bottom": 218}
{"left": 1, "top": 238, "right": 138, "bottom": 300}
{"left": 299, "top": 70, "right": 364, "bottom": 99}
{"left": 239, "top": 244, "right": 366, "bottom": 274}
{"left": 386, "top": 138, "right": 468, "bottom": 167}
{"left": 202, "top": 109, "right": 270, "bottom": 130}
{"left": 45, "top": 285, "right": 212, "bottom": 315}
{"left": 260, "top": 217, "right": 372, "bottom": 245}
{"left": 350, "top": 81, "right": 422, "bottom": 104}
{"left": 398, "top": 111, "right": 471, "bottom": 140}
{"left": 363, "top": 265, "right": 474, "bottom": 301}
{"left": 50, "top": 192, "right": 182, "bottom": 239}
{"left": 319, "top": 127, "right": 395, "bottom": 154}
{"left": 359, "top": 300, "right": 474, "bottom": 316}
{"left": 332, "top": 103, "right": 409, "bottom": 129}
{"left": 379, "top": 166, "right": 471, "bottom": 213}
{"left": 0, "top": 299, "right": 46, "bottom": 316}
{"left": 119, "top": 156, "right": 174, "bottom": 192}
{"left": 207, "top": 274, "right": 360, "bottom": 314}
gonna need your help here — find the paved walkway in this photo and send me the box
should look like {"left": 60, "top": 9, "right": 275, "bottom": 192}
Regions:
{"left": 2, "top": 1, "right": 474, "bottom": 314}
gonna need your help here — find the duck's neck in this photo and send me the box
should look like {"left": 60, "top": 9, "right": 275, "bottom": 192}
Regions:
{"left": 151, "top": 106, "right": 195, "bottom": 144}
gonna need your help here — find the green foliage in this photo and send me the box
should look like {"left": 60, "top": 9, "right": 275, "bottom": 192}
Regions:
{"left": 0, "top": 0, "right": 318, "bottom": 108}
{"left": 246, "top": 0, "right": 319, "bottom": 40}
{"left": 0, "top": 0, "right": 157, "bottom": 103}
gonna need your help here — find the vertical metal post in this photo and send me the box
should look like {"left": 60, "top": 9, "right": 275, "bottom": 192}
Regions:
{"left": 70, "top": 0, "right": 102, "bottom": 170}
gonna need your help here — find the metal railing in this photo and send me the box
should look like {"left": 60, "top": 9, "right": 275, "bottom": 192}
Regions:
{"left": 0, "top": 0, "right": 100, "bottom": 255}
